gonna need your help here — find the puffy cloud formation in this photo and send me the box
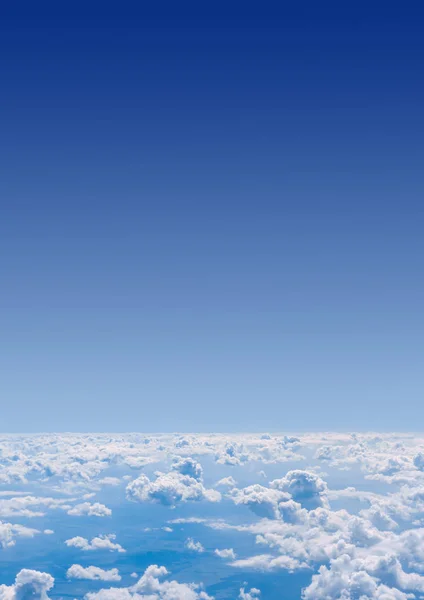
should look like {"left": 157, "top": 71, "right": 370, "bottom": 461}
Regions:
{"left": 67, "top": 502, "right": 112, "bottom": 517}
{"left": 214, "top": 548, "right": 236, "bottom": 559}
{"left": 5, "top": 432, "right": 424, "bottom": 599}
{"left": 126, "top": 472, "right": 220, "bottom": 507}
{"left": 0, "top": 432, "right": 305, "bottom": 492}
{"left": 65, "top": 534, "right": 125, "bottom": 552}
{"left": 215, "top": 443, "right": 248, "bottom": 466}
{"left": 230, "top": 484, "right": 290, "bottom": 519}
{"left": 0, "top": 569, "right": 54, "bottom": 600}
{"left": 413, "top": 452, "right": 424, "bottom": 471}
{"left": 172, "top": 457, "right": 203, "bottom": 481}
{"left": 271, "top": 470, "right": 328, "bottom": 508}
{"left": 0, "top": 521, "right": 40, "bottom": 548}
{"left": 232, "top": 553, "right": 306, "bottom": 572}
{"left": 302, "top": 553, "right": 422, "bottom": 599}
{"left": 186, "top": 537, "right": 205, "bottom": 553}
{"left": 0, "top": 496, "right": 70, "bottom": 518}
{"left": 215, "top": 476, "right": 237, "bottom": 488}
{"left": 239, "top": 588, "right": 261, "bottom": 600}
{"left": 66, "top": 565, "right": 121, "bottom": 581}
{"left": 85, "top": 565, "right": 213, "bottom": 600}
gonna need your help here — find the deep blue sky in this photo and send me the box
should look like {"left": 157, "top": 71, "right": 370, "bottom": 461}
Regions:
{"left": 1, "top": 1, "right": 423, "bottom": 431}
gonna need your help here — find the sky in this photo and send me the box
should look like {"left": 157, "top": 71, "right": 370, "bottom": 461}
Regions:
{"left": 1, "top": 1, "right": 423, "bottom": 432}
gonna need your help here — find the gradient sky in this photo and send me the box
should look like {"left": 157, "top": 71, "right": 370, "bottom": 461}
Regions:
{"left": 1, "top": 1, "right": 423, "bottom": 432}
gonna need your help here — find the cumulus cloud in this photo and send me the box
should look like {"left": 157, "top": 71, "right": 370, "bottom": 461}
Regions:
{"left": 215, "top": 476, "right": 237, "bottom": 488}
{"left": 230, "top": 484, "right": 290, "bottom": 519}
{"left": 414, "top": 452, "right": 424, "bottom": 471}
{"left": 186, "top": 538, "right": 205, "bottom": 553}
{"left": 5, "top": 432, "right": 424, "bottom": 600}
{"left": 85, "top": 564, "right": 213, "bottom": 600}
{"left": 172, "top": 457, "right": 203, "bottom": 481}
{"left": 271, "top": 470, "right": 328, "bottom": 509}
{"left": 126, "top": 472, "right": 220, "bottom": 507}
{"left": 66, "top": 565, "right": 121, "bottom": 581}
{"left": 0, "top": 521, "right": 40, "bottom": 548}
{"left": 239, "top": 588, "right": 261, "bottom": 600}
{"left": 67, "top": 502, "right": 112, "bottom": 517}
{"left": 0, "top": 496, "right": 70, "bottom": 518}
{"left": 0, "top": 569, "right": 54, "bottom": 600}
{"left": 215, "top": 548, "right": 236, "bottom": 559}
{"left": 232, "top": 553, "right": 307, "bottom": 572}
{"left": 215, "top": 443, "right": 249, "bottom": 466}
{"left": 65, "top": 534, "right": 125, "bottom": 552}
{"left": 239, "top": 587, "right": 261, "bottom": 599}
{"left": 302, "top": 553, "right": 416, "bottom": 600}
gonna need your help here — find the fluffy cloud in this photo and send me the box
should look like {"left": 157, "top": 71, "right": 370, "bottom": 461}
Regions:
{"left": 239, "top": 588, "right": 261, "bottom": 600}
{"left": 198, "top": 504, "right": 393, "bottom": 573}
{"left": 215, "top": 476, "right": 237, "bottom": 488}
{"left": 85, "top": 564, "right": 213, "bottom": 600}
{"left": 67, "top": 502, "right": 112, "bottom": 517}
{"left": 0, "top": 569, "right": 54, "bottom": 600}
{"left": 214, "top": 548, "right": 236, "bottom": 559}
{"left": 215, "top": 443, "right": 248, "bottom": 466}
{"left": 230, "top": 484, "right": 290, "bottom": 519}
{"left": 5, "top": 432, "right": 424, "bottom": 600}
{"left": 413, "top": 452, "right": 424, "bottom": 471}
{"left": 0, "top": 496, "right": 69, "bottom": 518}
{"left": 302, "top": 554, "right": 417, "bottom": 600}
{"left": 271, "top": 470, "right": 328, "bottom": 509}
{"left": 186, "top": 538, "right": 205, "bottom": 553}
{"left": 66, "top": 565, "right": 121, "bottom": 581}
{"left": 172, "top": 457, "right": 203, "bottom": 481}
{"left": 232, "top": 553, "right": 307, "bottom": 572}
{"left": 65, "top": 534, "right": 125, "bottom": 553}
{"left": 0, "top": 521, "right": 40, "bottom": 548}
{"left": 126, "top": 472, "right": 220, "bottom": 507}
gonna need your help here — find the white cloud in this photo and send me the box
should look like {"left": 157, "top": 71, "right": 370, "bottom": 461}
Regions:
{"left": 172, "top": 457, "right": 203, "bottom": 481}
{"left": 230, "top": 484, "right": 290, "bottom": 519}
{"left": 5, "top": 432, "right": 424, "bottom": 600}
{"left": 271, "top": 470, "right": 328, "bottom": 509}
{"left": 215, "top": 548, "right": 236, "bottom": 559}
{"left": 0, "top": 496, "right": 70, "bottom": 518}
{"left": 0, "top": 521, "right": 40, "bottom": 548}
{"left": 414, "top": 452, "right": 424, "bottom": 471}
{"left": 66, "top": 564, "right": 121, "bottom": 581}
{"left": 0, "top": 569, "right": 54, "bottom": 600}
{"left": 302, "top": 554, "right": 415, "bottom": 600}
{"left": 67, "top": 502, "right": 112, "bottom": 517}
{"left": 232, "top": 553, "right": 307, "bottom": 572}
{"left": 126, "top": 472, "right": 220, "bottom": 507}
{"left": 65, "top": 534, "right": 125, "bottom": 553}
{"left": 85, "top": 564, "right": 213, "bottom": 600}
{"left": 215, "top": 476, "right": 237, "bottom": 488}
{"left": 186, "top": 538, "right": 205, "bottom": 553}
{"left": 239, "top": 587, "right": 261, "bottom": 599}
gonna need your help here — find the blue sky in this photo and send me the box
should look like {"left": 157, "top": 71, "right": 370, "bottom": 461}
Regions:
{"left": 1, "top": 1, "right": 423, "bottom": 431}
